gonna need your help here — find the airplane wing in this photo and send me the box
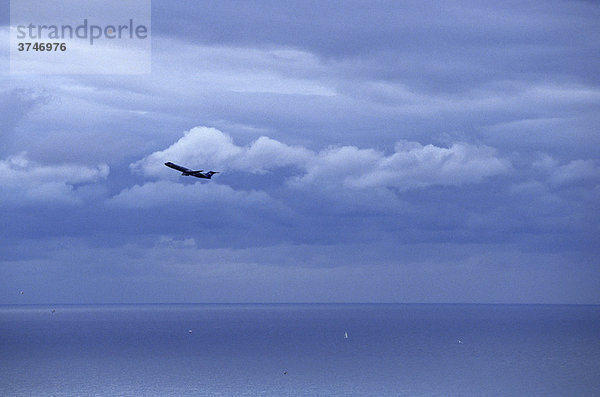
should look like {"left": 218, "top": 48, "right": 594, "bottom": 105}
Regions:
{"left": 164, "top": 162, "right": 202, "bottom": 173}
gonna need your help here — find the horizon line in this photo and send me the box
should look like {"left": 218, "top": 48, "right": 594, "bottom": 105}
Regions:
{"left": 2, "top": 302, "right": 599, "bottom": 307}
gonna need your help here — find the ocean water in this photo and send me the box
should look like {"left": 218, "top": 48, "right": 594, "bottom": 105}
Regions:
{"left": 1, "top": 304, "right": 599, "bottom": 396}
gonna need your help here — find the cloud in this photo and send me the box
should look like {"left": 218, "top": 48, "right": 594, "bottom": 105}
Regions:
{"left": 132, "top": 126, "right": 511, "bottom": 191}
{"left": 293, "top": 140, "right": 511, "bottom": 190}
{"left": 108, "top": 179, "right": 274, "bottom": 209}
{"left": 140, "top": 39, "right": 336, "bottom": 97}
{"left": 0, "top": 89, "right": 49, "bottom": 138}
{"left": 533, "top": 154, "right": 600, "bottom": 187}
{"left": 5, "top": 236, "right": 598, "bottom": 304}
{"left": 3, "top": 26, "right": 598, "bottom": 165}
{"left": 550, "top": 160, "right": 599, "bottom": 186}
{"left": 0, "top": 152, "right": 109, "bottom": 205}
{"left": 106, "top": 179, "right": 296, "bottom": 244}
{"left": 2, "top": 3, "right": 599, "bottom": 304}
{"left": 130, "top": 126, "right": 312, "bottom": 177}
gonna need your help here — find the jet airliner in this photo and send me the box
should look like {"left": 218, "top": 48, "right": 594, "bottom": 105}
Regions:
{"left": 164, "top": 162, "right": 220, "bottom": 179}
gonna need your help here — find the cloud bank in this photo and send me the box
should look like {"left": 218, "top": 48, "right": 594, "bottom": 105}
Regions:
{"left": 0, "top": 152, "right": 109, "bottom": 205}
{"left": 132, "top": 126, "right": 511, "bottom": 191}
{"left": 109, "top": 179, "right": 276, "bottom": 209}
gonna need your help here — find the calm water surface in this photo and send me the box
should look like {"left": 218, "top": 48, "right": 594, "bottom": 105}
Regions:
{"left": 1, "top": 304, "right": 599, "bottom": 396}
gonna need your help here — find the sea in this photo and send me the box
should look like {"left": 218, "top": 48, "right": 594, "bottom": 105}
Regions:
{"left": 1, "top": 304, "right": 599, "bottom": 396}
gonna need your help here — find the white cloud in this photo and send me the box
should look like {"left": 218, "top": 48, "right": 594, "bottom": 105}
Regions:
{"left": 130, "top": 126, "right": 311, "bottom": 177}
{"left": 292, "top": 141, "right": 510, "bottom": 190}
{"left": 150, "top": 39, "right": 336, "bottom": 96}
{"left": 338, "top": 80, "right": 600, "bottom": 117}
{"left": 534, "top": 154, "right": 600, "bottom": 187}
{"left": 132, "top": 126, "right": 511, "bottom": 191}
{"left": 551, "top": 160, "right": 599, "bottom": 186}
{"left": 0, "top": 152, "right": 109, "bottom": 205}
{"left": 108, "top": 179, "right": 274, "bottom": 209}
{"left": 240, "top": 136, "right": 313, "bottom": 172}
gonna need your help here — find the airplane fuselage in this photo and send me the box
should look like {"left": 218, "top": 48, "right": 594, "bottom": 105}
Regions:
{"left": 165, "top": 162, "right": 219, "bottom": 179}
{"left": 182, "top": 171, "right": 216, "bottom": 179}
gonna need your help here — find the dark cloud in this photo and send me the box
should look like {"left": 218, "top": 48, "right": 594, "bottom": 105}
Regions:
{"left": 153, "top": 1, "right": 600, "bottom": 90}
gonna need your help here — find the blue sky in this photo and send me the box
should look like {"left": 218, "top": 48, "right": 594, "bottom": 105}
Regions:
{"left": 1, "top": 1, "right": 599, "bottom": 303}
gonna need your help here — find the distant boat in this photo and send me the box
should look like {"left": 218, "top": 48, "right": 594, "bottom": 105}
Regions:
{"left": 344, "top": 331, "right": 348, "bottom": 339}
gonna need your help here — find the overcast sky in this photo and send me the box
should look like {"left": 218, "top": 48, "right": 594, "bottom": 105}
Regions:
{"left": 1, "top": 0, "right": 599, "bottom": 304}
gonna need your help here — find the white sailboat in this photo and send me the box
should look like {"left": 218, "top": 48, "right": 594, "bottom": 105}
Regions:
{"left": 344, "top": 331, "right": 348, "bottom": 339}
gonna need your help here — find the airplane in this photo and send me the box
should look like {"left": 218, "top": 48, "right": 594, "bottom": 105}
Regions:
{"left": 164, "top": 162, "right": 220, "bottom": 179}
